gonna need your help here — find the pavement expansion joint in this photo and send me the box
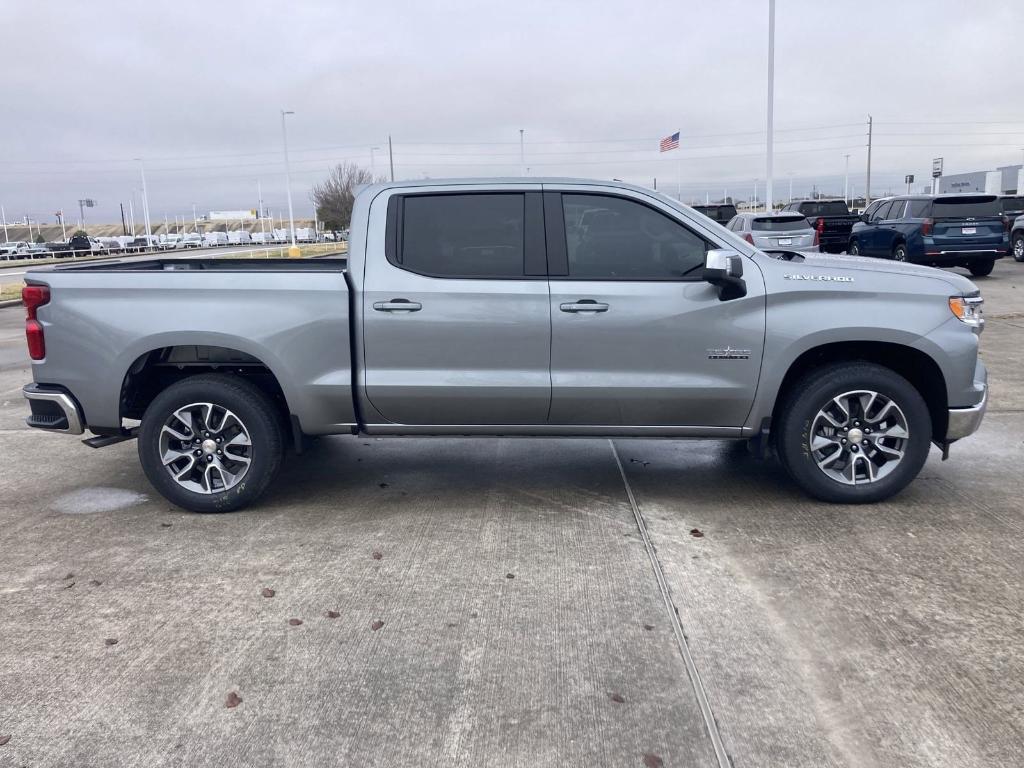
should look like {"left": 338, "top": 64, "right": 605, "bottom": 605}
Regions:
{"left": 608, "top": 438, "right": 732, "bottom": 768}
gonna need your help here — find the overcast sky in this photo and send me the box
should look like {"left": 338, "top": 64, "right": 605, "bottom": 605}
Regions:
{"left": 2, "top": 0, "right": 1022, "bottom": 225}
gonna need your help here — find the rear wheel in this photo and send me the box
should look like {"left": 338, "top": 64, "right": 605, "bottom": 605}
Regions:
{"left": 848, "top": 239, "right": 860, "bottom": 256}
{"left": 1012, "top": 232, "right": 1024, "bottom": 262}
{"left": 138, "top": 374, "right": 284, "bottom": 513}
{"left": 968, "top": 259, "right": 994, "bottom": 277}
{"left": 776, "top": 362, "right": 931, "bottom": 503}
{"left": 892, "top": 242, "right": 908, "bottom": 262}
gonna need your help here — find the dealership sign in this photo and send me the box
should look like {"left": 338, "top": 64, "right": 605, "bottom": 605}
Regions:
{"left": 932, "top": 158, "right": 944, "bottom": 178}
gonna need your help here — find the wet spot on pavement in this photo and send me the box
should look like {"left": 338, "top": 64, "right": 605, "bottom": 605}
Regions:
{"left": 51, "top": 487, "right": 148, "bottom": 515}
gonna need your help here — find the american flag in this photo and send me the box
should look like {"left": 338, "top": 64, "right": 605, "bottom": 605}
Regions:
{"left": 659, "top": 131, "right": 680, "bottom": 152}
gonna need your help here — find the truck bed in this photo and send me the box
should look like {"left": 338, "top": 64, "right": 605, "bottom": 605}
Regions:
{"left": 32, "top": 257, "right": 348, "bottom": 273}
{"left": 25, "top": 258, "right": 355, "bottom": 436}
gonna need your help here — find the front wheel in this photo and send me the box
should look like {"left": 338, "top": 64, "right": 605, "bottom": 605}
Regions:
{"left": 848, "top": 239, "right": 860, "bottom": 256}
{"left": 1012, "top": 233, "right": 1024, "bottom": 262}
{"left": 776, "top": 362, "right": 932, "bottom": 503}
{"left": 892, "top": 242, "right": 908, "bottom": 262}
{"left": 968, "top": 259, "right": 994, "bottom": 277}
{"left": 138, "top": 374, "right": 284, "bottom": 512}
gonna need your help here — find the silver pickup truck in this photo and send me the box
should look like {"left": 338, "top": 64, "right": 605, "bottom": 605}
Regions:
{"left": 21, "top": 178, "right": 987, "bottom": 512}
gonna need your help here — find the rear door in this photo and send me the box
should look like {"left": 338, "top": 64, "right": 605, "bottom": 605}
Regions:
{"left": 545, "top": 187, "right": 766, "bottom": 428}
{"left": 361, "top": 187, "right": 552, "bottom": 426}
{"left": 930, "top": 196, "right": 1005, "bottom": 252}
{"left": 876, "top": 199, "right": 907, "bottom": 255}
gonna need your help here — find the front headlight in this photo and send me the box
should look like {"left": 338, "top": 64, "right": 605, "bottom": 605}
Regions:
{"left": 949, "top": 295, "right": 984, "bottom": 329}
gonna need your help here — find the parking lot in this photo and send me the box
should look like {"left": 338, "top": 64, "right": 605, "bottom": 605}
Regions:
{"left": 0, "top": 259, "right": 1022, "bottom": 766}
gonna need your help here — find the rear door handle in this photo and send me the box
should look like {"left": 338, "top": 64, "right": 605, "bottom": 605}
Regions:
{"left": 560, "top": 300, "right": 609, "bottom": 313}
{"left": 373, "top": 299, "right": 422, "bottom": 312}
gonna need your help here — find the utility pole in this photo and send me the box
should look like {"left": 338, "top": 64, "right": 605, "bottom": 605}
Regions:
{"left": 1, "top": 205, "right": 7, "bottom": 243}
{"left": 865, "top": 115, "right": 873, "bottom": 205}
{"left": 519, "top": 129, "right": 525, "bottom": 176}
{"left": 120, "top": 203, "right": 127, "bottom": 235}
{"left": 127, "top": 200, "right": 135, "bottom": 237}
{"left": 765, "top": 0, "right": 776, "bottom": 211}
{"left": 844, "top": 153, "right": 850, "bottom": 204}
{"left": 280, "top": 109, "right": 299, "bottom": 257}
{"left": 193, "top": 202, "right": 199, "bottom": 233}
{"left": 788, "top": 175, "right": 793, "bottom": 203}
{"left": 388, "top": 135, "right": 395, "bottom": 182}
{"left": 58, "top": 210, "right": 66, "bottom": 240}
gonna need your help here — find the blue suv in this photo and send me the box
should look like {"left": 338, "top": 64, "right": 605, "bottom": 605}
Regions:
{"left": 849, "top": 194, "right": 1008, "bottom": 277}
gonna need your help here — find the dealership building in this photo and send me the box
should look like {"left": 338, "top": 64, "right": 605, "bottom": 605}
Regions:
{"left": 937, "top": 164, "right": 1023, "bottom": 195}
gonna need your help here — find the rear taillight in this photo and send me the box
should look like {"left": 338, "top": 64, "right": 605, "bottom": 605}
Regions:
{"left": 921, "top": 218, "right": 933, "bottom": 237}
{"left": 815, "top": 217, "right": 826, "bottom": 233}
{"left": 23, "top": 284, "right": 50, "bottom": 360}
{"left": 743, "top": 232, "right": 754, "bottom": 244}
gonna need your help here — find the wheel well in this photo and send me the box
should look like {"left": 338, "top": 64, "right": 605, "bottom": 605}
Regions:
{"left": 772, "top": 342, "right": 948, "bottom": 439}
{"left": 120, "top": 346, "right": 289, "bottom": 426}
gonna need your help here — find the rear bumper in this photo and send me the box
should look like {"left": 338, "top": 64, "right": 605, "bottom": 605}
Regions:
{"left": 22, "top": 383, "right": 85, "bottom": 435}
{"left": 945, "top": 361, "right": 987, "bottom": 441}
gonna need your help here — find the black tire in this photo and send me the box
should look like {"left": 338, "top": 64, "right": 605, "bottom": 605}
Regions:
{"left": 968, "top": 259, "right": 994, "bottom": 277}
{"left": 1013, "top": 233, "right": 1024, "bottom": 263}
{"left": 138, "top": 374, "right": 284, "bottom": 513}
{"left": 776, "top": 362, "right": 932, "bottom": 504}
{"left": 892, "top": 242, "right": 908, "bottom": 262}
{"left": 848, "top": 239, "right": 860, "bottom": 256}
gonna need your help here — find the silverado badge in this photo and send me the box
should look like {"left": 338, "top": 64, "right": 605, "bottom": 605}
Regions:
{"left": 707, "top": 347, "right": 751, "bottom": 360}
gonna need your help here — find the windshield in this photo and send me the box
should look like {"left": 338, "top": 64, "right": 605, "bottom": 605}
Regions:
{"left": 752, "top": 216, "right": 808, "bottom": 231}
{"left": 933, "top": 197, "right": 999, "bottom": 218}
{"left": 800, "top": 201, "right": 850, "bottom": 216}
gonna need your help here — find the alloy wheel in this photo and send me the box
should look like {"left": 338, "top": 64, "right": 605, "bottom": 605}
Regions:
{"left": 158, "top": 402, "right": 253, "bottom": 494}
{"left": 809, "top": 390, "right": 909, "bottom": 485}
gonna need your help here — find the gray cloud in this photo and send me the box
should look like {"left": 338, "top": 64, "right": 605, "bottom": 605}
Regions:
{"left": 2, "top": 0, "right": 1021, "bottom": 225}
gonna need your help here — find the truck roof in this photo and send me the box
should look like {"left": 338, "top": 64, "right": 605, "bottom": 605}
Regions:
{"left": 358, "top": 177, "right": 662, "bottom": 197}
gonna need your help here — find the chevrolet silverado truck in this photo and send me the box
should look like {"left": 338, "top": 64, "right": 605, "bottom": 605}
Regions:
{"left": 21, "top": 178, "right": 987, "bottom": 512}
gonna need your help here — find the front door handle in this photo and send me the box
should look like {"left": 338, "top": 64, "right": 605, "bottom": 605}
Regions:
{"left": 560, "top": 300, "right": 609, "bottom": 313}
{"left": 373, "top": 299, "right": 422, "bottom": 312}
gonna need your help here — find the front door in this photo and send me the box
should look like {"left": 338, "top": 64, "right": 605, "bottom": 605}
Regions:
{"left": 361, "top": 188, "right": 551, "bottom": 426}
{"left": 545, "top": 189, "right": 766, "bottom": 428}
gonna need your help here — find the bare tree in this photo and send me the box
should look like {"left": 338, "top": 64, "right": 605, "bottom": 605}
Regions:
{"left": 311, "top": 162, "right": 377, "bottom": 231}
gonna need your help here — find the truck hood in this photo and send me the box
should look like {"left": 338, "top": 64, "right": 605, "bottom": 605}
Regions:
{"left": 775, "top": 251, "right": 979, "bottom": 295}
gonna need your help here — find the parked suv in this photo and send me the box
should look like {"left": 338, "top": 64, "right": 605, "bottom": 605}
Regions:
{"left": 849, "top": 194, "right": 1007, "bottom": 276}
{"left": 726, "top": 212, "right": 819, "bottom": 252}
{"left": 1010, "top": 215, "right": 1024, "bottom": 262}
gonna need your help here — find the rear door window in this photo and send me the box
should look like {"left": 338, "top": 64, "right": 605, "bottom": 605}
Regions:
{"left": 751, "top": 216, "right": 809, "bottom": 231}
{"left": 561, "top": 194, "right": 710, "bottom": 280}
{"left": 871, "top": 201, "right": 894, "bottom": 222}
{"left": 885, "top": 200, "right": 906, "bottom": 220}
{"left": 397, "top": 193, "right": 526, "bottom": 277}
{"left": 932, "top": 197, "right": 1000, "bottom": 218}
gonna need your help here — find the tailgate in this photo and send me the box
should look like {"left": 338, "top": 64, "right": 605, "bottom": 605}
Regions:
{"left": 932, "top": 216, "right": 1005, "bottom": 248}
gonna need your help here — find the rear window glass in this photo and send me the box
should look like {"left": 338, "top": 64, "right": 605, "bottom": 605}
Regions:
{"left": 752, "top": 216, "right": 808, "bottom": 231}
{"left": 401, "top": 194, "right": 525, "bottom": 277}
{"left": 1000, "top": 197, "right": 1024, "bottom": 213}
{"left": 932, "top": 198, "right": 999, "bottom": 218}
{"left": 799, "top": 201, "right": 850, "bottom": 216}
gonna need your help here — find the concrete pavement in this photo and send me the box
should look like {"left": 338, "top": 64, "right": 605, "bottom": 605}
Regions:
{"left": 0, "top": 261, "right": 1022, "bottom": 767}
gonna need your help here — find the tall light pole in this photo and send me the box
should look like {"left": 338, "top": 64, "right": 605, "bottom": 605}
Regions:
{"left": 844, "top": 154, "right": 850, "bottom": 204}
{"left": 281, "top": 110, "right": 299, "bottom": 257}
{"left": 136, "top": 160, "right": 153, "bottom": 242}
{"left": 765, "top": 0, "right": 776, "bottom": 211}
{"left": 370, "top": 146, "right": 381, "bottom": 178}
{"left": 1, "top": 205, "right": 7, "bottom": 243}
{"left": 865, "top": 115, "right": 873, "bottom": 205}
{"left": 519, "top": 129, "right": 525, "bottom": 176}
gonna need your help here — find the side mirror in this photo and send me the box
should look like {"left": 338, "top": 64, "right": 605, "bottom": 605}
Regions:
{"left": 859, "top": 213, "right": 869, "bottom": 223}
{"left": 703, "top": 249, "right": 747, "bottom": 301}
